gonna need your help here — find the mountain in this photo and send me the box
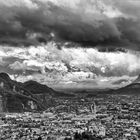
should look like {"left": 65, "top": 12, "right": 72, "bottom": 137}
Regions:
{"left": 111, "top": 83, "right": 140, "bottom": 95}
{"left": 23, "top": 80, "right": 55, "bottom": 95}
{"left": 110, "top": 75, "right": 140, "bottom": 95}
{"left": 87, "top": 76, "right": 140, "bottom": 97}
{"left": 133, "top": 74, "right": 140, "bottom": 83}
{"left": 23, "top": 80, "right": 74, "bottom": 97}
{"left": 0, "top": 73, "right": 74, "bottom": 113}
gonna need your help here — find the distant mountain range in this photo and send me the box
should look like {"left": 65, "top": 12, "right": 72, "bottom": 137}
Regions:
{"left": 112, "top": 75, "right": 140, "bottom": 95}
{"left": 132, "top": 75, "right": 140, "bottom": 83}
{"left": 111, "top": 83, "right": 140, "bottom": 95}
{"left": 87, "top": 75, "right": 140, "bottom": 97}
{"left": 0, "top": 73, "right": 74, "bottom": 113}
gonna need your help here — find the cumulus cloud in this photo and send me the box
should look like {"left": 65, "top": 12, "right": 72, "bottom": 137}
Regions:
{"left": 9, "top": 61, "right": 27, "bottom": 70}
{"left": 1, "top": 42, "right": 140, "bottom": 78}
{"left": 0, "top": 0, "right": 140, "bottom": 50}
{"left": 1, "top": 42, "right": 140, "bottom": 88}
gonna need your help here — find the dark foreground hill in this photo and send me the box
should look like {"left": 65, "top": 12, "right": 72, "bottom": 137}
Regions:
{"left": 0, "top": 73, "right": 74, "bottom": 113}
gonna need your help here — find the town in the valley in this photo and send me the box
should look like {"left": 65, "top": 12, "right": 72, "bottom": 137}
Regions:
{"left": 0, "top": 94, "right": 140, "bottom": 140}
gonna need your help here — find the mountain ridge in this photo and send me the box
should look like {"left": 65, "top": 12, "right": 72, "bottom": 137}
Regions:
{"left": 87, "top": 75, "right": 140, "bottom": 97}
{"left": 0, "top": 73, "right": 74, "bottom": 113}
{"left": 133, "top": 74, "right": 140, "bottom": 83}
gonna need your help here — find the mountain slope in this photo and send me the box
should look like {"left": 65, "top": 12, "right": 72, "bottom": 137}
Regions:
{"left": 23, "top": 80, "right": 55, "bottom": 95}
{"left": 112, "top": 83, "right": 140, "bottom": 95}
{"left": 133, "top": 75, "right": 140, "bottom": 83}
{"left": 0, "top": 73, "right": 73, "bottom": 112}
{"left": 23, "top": 80, "right": 74, "bottom": 97}
{"left": 110, "top": 75, "right": 140, "bottom": 95}
{"left": 87, "top": 76, "right": 140, "bottom": 97}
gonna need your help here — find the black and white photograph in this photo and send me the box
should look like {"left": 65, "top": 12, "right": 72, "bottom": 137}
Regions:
{"left": 0, "top": 0, "right": 140, "bottom": 139}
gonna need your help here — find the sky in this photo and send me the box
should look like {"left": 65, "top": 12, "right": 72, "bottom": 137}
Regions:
{"left": 0, "top": 0, "right": 140, "bottom": 89}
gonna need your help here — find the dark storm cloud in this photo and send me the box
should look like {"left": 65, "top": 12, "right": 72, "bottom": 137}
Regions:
{"left": 0, "top": 0, "right": 140, "bottom": 50}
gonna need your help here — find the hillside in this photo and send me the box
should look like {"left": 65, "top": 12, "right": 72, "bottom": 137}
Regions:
{"left": 133, "top": 75, "right": 140, "bottom": 83}
{"left": 87, "top": 75, "right": 140, "bottom": 97}
{"left": 110, "top": 75, "right": 140, "bottom": 95}
{"left": 23, "top": 80, "right": 55, "bottom": 95}
{"left": 111, "top": 83, "right": 140, "bottom": 95}
{"left": 0, "top": 73, "right": 74, "bottom": 113}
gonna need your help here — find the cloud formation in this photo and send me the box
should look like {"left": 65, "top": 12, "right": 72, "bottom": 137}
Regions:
{"left": 1, "top": 0, "right": 140, "bottom": 88}
{"left": 0, "top": 0, "right": 140, "bottom": 50}
{"left": 0, "top": 42, "right": 140, "bottom": 84}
